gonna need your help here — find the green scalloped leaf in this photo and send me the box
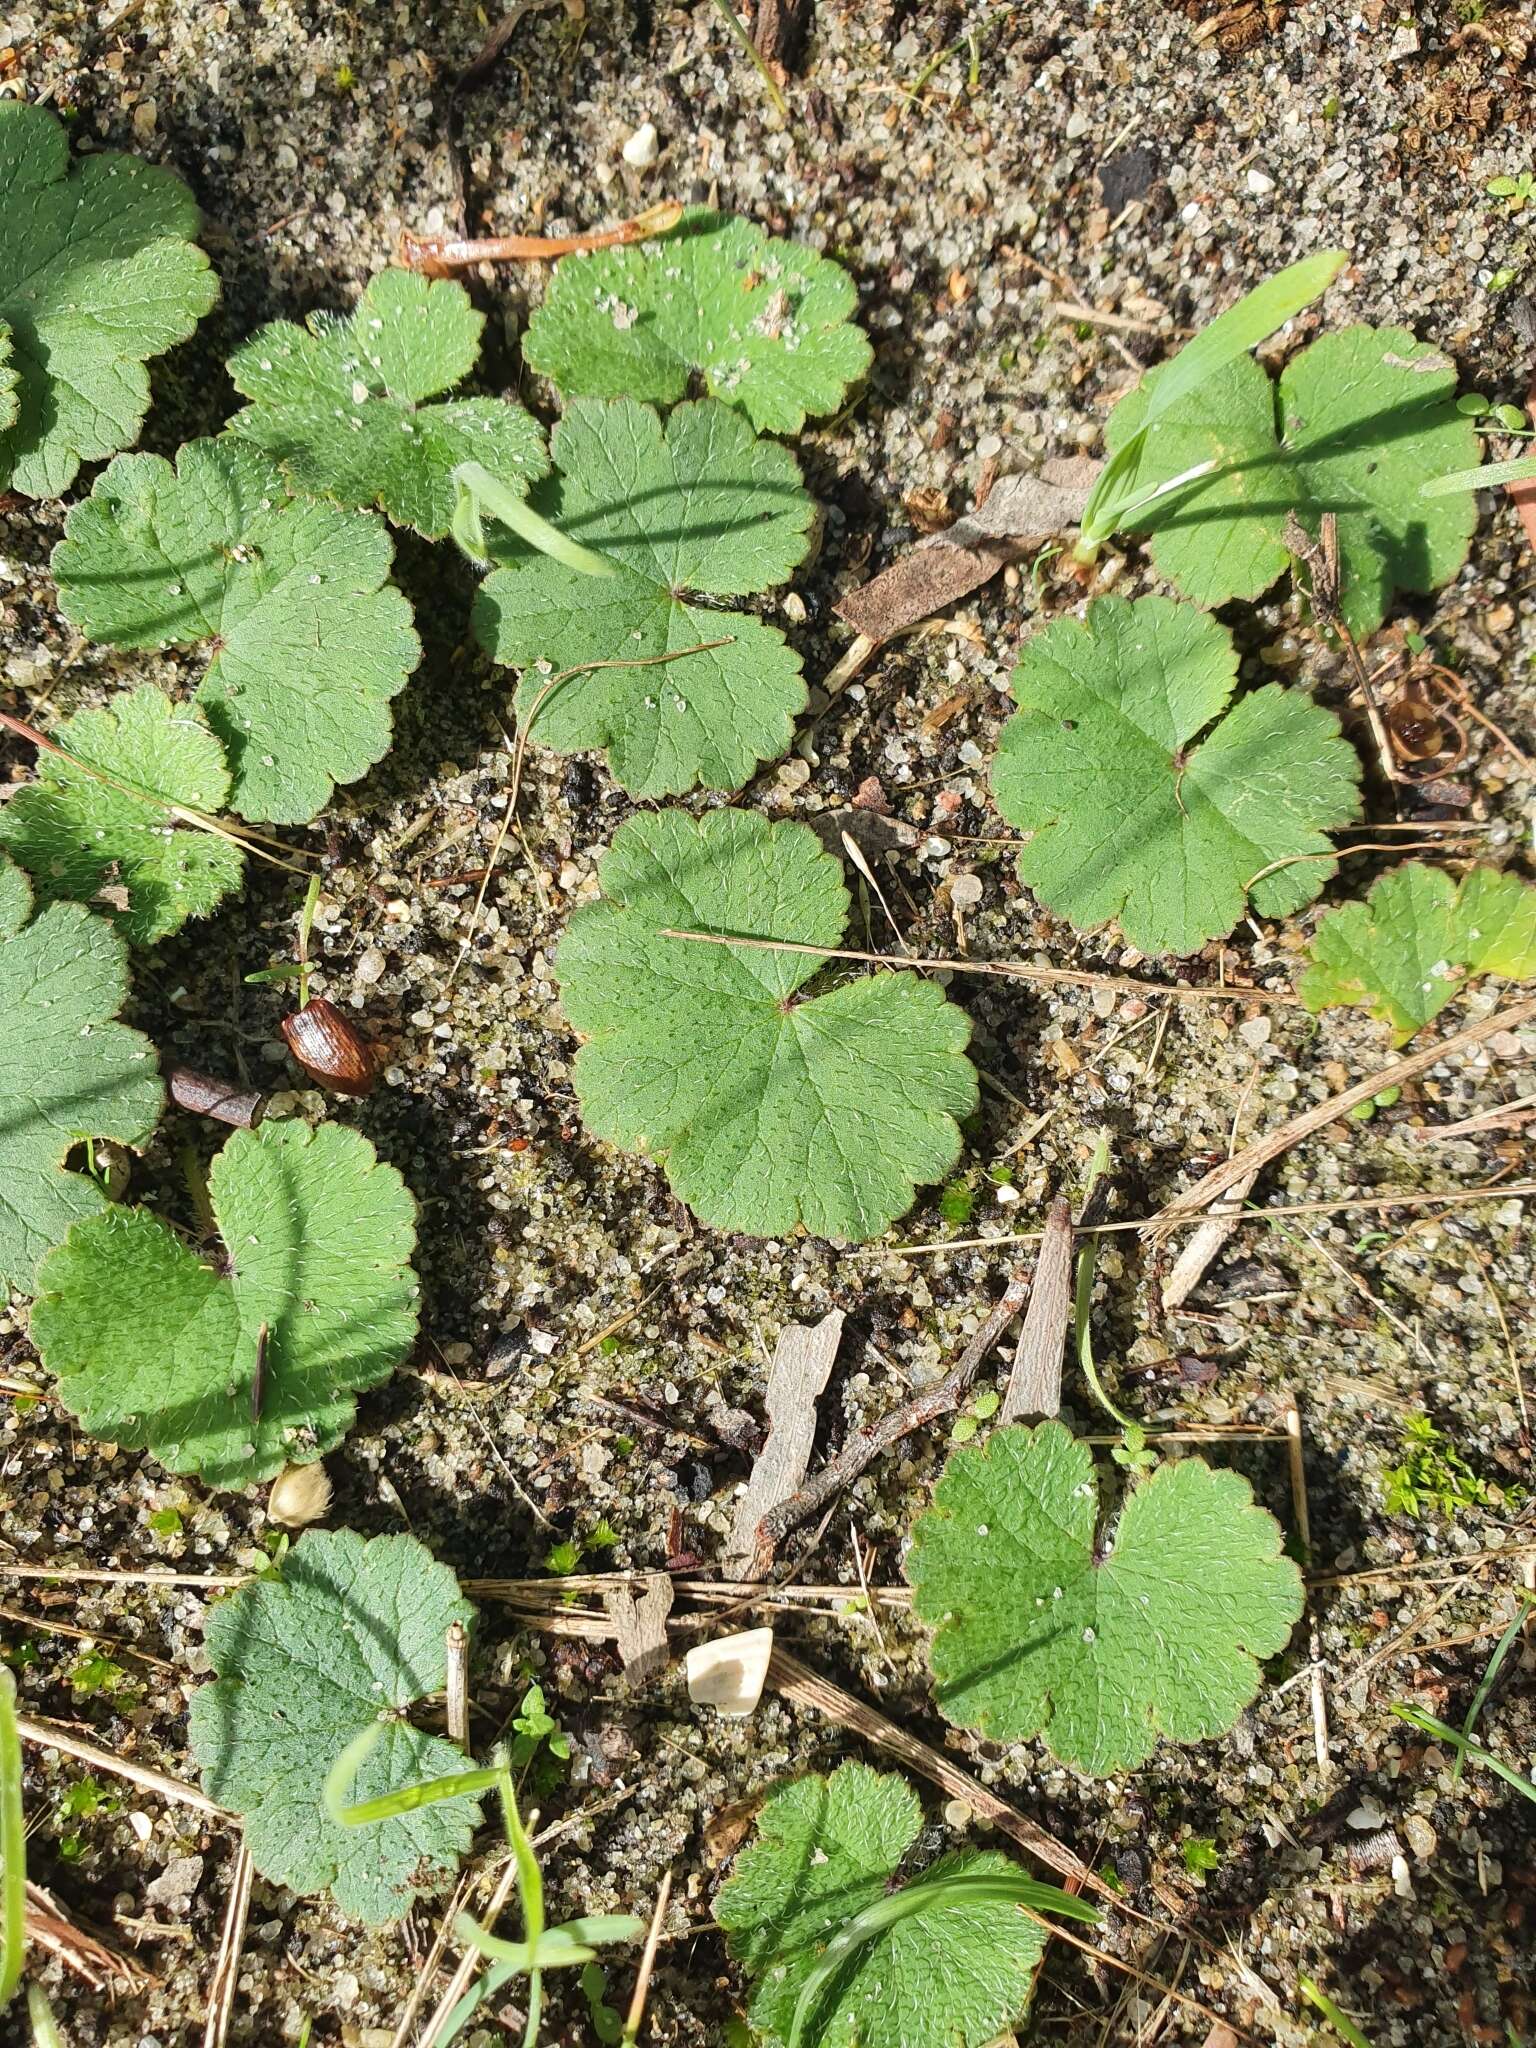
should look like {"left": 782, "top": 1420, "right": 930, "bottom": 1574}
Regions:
{"left": 51, "top": 437, "right": 419, "bottom": 823}
{"left": 908, "top": 1422, "right": 1304, "bottom": 1775}
{"left": 558, "top": 807, "right": 977, "bottom": 1241}
{"left": 524, "top": 208, "right": 872, "bottom": 433}
{"left": 0, "top": 685, "right": 243, "bottom": 944}
{"left": 0, "top": 852, "right": 162, "bottom": 1297}
{"left": 1104, "top": 326, "right": 1479, "bottom": 634}
{"left": 0, "top": 320, "right": 17, "bottom": 433}
{"left": 0, "top": 100, "right": 218, "bottom": 496}
{"left": 31, "top": 1119, "right": 419, "bottom": 1486}
{"left": 717, "top": 1761, "right": 1049, "bottom": 2048}
{"left": 1299, "top": 861, "right": 1536, "bottom": 1042}
{"left": 473, "top": 396, "right": 813, "bottom": 796}
{"left": 993, "top": 594, "right": 1362, "bottom": 956}
{"left": 189, "top": 1528, "right": 480, "bottom": 1924}
{"left": 228, "top": 267, "right": 548, "bottom": 537}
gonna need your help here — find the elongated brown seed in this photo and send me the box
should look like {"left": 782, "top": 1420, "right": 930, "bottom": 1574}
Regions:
{"left": 280, "top": 998, "right": 379, "bottom": 1096}
{"left": 167, "top": 1066, "right": 265, "bottom": 1129}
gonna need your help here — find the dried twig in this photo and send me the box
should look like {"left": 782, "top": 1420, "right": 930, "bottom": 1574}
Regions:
{"left": 1161, "top": 1169, "right": 1259, "bottom": 1310}
{"left": 603, "top": 1576, "right": 675, "bottom": 1687}
{"left": 999, "top": 1195, "right": 1073, "bottom": 1422}
{"left": 1284, "top": 1400, "right": 1331, "bottom": 1778}
{"left": 657, "top": 928, "right": 1292, "bottom": 1004}
{"left": 399, "top": 200, "right": 682, "bottom": 275}
{"left": 202, "top": 1839, "right": 254, "bottom": 2048}
{"left": 166, "top": 1068, "right": 265, "bottom": 1130}
{"left": 1146, "top": 1001, "right": 1536, "bottom": 1234}
{"left": 446, "top": 1621, "right": 470, "bottom": 1751}
{"left": 16, "top": 1715, "right": 227, "bottom": 1817}
{"left": 415, "top": 1856, "right": 521, "bottom": 2048}
{"left": 622, "top": 1867, "right": 673, "bottom": 2044}
{"left": 25, "top": 1881, "right": 147, "bottom": 1990}
{"left": 726, "top": 1312, "right": 844, "bottom": 1576}
{"left": 750, "top": 1271, "right": 1033, "bottom": 1571}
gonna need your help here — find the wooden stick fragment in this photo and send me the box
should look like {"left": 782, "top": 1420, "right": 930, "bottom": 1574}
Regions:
{"left": 1161, "top": 1170, "right": 1259, "bottom": 1310}
{"left": 726, "top": 1311, "right": 844, "bottom": 1576}
{"left": 622, "top": 1868, "right": 673, "bottom": 2044}
{"left": 999, "top": 1197, "right": 1072, "bottom": 1423}
{"left": 750, "top": 1271, "right": 1032, "bottom": 1572}
{"left": 1285, "top": 1399, "right": 1331, "bottom": 1778}
{"left": 1146, "top": 1000, "right": 1536, "bottom": 1234}
{"left": 398, "top": 200, "right": 683, "bottom": 275}
{"left": 603, "top": 1575, "right": 675, "bottom": 1688}
{"left": 445, "top": 1621, "right": 470, "bottom": 1751}
{"left": 16, "top": 1714, "right": 227, "bottom": 1817}
{"left": 202, "top": 1839, "right": 254, "bottom": 2048}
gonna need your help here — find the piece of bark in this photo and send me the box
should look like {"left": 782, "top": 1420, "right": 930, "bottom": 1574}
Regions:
{"left": 834, "top": 457, "right": 1101, "bottom": 645}
{"left": 725, "top": 1310, "right": 844, "bottom": 1577}
{"left": 167, "top": 1066, "right": 265, "bottom": 1129}
{"left": 1160, "top": 1169, "right": 1259, "bottom": 1310}
{"left": 752, "top": 0, "right": 813, "bottom": 72}
{"left": 999, "top": 1195, "right": 1073, "bottom": 1422}
{"left": 602, "top": 1573, "right": 674, "bottom": 1687}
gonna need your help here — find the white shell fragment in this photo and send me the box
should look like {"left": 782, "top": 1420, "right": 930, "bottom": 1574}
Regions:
{"left": 685, "top": 1626, "right": 774, "bottom": 1718}
{"left": 621, "top": 121, "right": 659, "bottom": 169}
{"left": 267, "top": 1460, "right": 332, "bottom": 1528}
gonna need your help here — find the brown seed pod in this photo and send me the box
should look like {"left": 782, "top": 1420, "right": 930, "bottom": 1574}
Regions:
{"left": 1385, "top": 692, "right": 1447, "bottom": 763}
{"left": 280, "top": 998, "right": 379, "bottom": 1096}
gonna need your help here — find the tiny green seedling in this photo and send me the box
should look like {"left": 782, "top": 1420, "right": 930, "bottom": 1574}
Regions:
{"left": 557, "top": 806, "right": 977, "bottom": 1241}
{"left": 1381, "top": 1414, "right": 1508, "bottom": 1522}
{"left": 0, "top": 853, "right": 163, "bottom": 1298}
{"left": 229, "top": 267, "right": 549, "bottom": 538}
{"left": 716, "top": 1761, "right": 1097, "bottom": 2048}
{"left": 907, "top": 1421, "right": 1303, "bottom": 1773}
{"left": 1486, "top": 169, "right": 1536, "bottom": 213}
{"left": 52, "top": 437, "right": 420, "bottom": 824}
{"left": 33, "top": 1119, "right": 418, "bottom": 1487}
{"left": 471, "top": 396, "right": 815, "bottom": 796}
{"left": 524, "top": 207, "right": 872, "bottom": 434}
{"left": 992, "top": 594, "right": 1362, "bottom": 956}
{"left": 1300, "top": 862, "right": 1536, "bottom": 1042}
{"left": 0, "top": 101, "right": 218, "bottom": 496}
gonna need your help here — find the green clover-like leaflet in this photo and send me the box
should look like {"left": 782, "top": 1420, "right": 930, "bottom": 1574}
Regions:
{"left": 228, "top": 267, "right": 548, "bottom": 538}
{"left": 557, "top": 807, "right": 977, "bottom": 1241}
{"left": 473, "top": 395, "right": 814, "bottom": 796}
{"left": 1299, "top": 861, "right": 1536, "bottom": 1042}
{"left": 907, "top": 1421, "right": 1304, "bottom": 1775}
{"left": 524, "top": 208, "right": 872, "bottom": 434}
{"left": 993, "top": 594, "right": 1362, "bottom": 956}
{"left": 31, "top": 1118, "right": 418, "bottom": 1487}
{"left": 0, "top": 100, "right": 218, "bottom": 496}
{"left": 189, "top": 1528, "right": 480, "bottom": 1924}
{"left": 51, "top": 436, "right": 420, "bottom": 823}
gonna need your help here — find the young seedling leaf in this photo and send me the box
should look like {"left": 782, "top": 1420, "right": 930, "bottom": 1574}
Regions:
{"left": 1102, "top": 327, "right": 1478, "bottom": 633}
{"left": 717, "top": 1761, "right": 1059, "bottom": 2048}
{"left": 1299, "top": 862, "right": 1536, "bottom": 1042}
{"left": 228, "top": 268, "right": 548, "bottom": 538}
{"left": 188, "top": 1528, "right": 480, "bottom": 1923}
{"left": 992, "top": 594, "right": 1362, "bottom": 956}
{"left": 0, "top": 853, "right": 162, "bottom": 1296}
{"left": 51, "top": 437, "right": 419, "bottom": 822}
{"left": 31, "top": 1119, "right": 418, "bottom": 1487}
{"left": 0, "top": 101, "right": 218, "bottom": 497}
{"left": 907, "top": 1421, "right": 1304, "bottom": 1774}
{"left": 0, "top": 685, "right": 243, "bottom": 944}
{"left": 473, "top": 397, "right": 813, "bottom": 795}
{"left": 558, "top": 807, "right": 977, "bottom": 1241}
{"left": 524, "top": 208, "right": 872, "bottom": 433}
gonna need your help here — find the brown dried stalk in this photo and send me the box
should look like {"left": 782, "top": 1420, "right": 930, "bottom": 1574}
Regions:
{"left": 399, "top": 200, "right": 683, "bottom": 275}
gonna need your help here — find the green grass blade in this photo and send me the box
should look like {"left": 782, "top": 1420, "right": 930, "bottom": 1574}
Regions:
{"left": 27, "top": 1985, "right": 64, "bottom": 2048}
{"left": 1300, "top": 1974, "right": 1373, "bottom": 2048}
{"left": 1392, "top": 1703, "right": 1536, "bottom": 1804}
{"left": 0, "top": 1668, "right": 23, "bottom": 2011}
{"left": 1080, "top": 247, "right": 1347, "bottom": 544}
{"left": 451, "top": 461, "right": 616, "bottom": 576}
{"left": 1421, "top": 455, "right": 1536, "bottom": 497}
{"left": 1454, "top": 1596, "right": 1531, "bottom": 1787}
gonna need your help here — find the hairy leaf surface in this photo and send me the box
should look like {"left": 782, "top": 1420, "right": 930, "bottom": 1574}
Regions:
{"left": 229, "top": 268, "right": 547, "bottom": 537}
{"left": 189, "top": 1528, "right": 479, "bottom": 1923}
{"left": 1300, "top": 861, "right": 1536, "bottom": 1041}
{"left": 52, "top": 438, "right": 419, "bottom": 822}
{"left": 907, "top": 1422, "right": 1303, "bottom": 1774}
{"left": 558, "top": 808, "right": 976, "bottom": 1240}
{"left": 993, "top": 595, "right": 1361, "bottom": 955}
{"left": 0, "top": 685, "right": 242, "bottom": 943}
{"left": 0, "top": 101, "right": 217, "bottom": 496}
{"left": 32, "top": 1120, "right": 418, "bottom": 1486}
{"left": 474, "top": 397, "right": 813, "bottom": 795}
{"left": 524, "top": 209, "right": 872, "bottom": 433}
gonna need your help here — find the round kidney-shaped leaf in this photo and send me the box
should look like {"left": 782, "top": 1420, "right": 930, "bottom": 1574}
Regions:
{"left": 907, "top": 1422, "right": 1304, "bottom": 1775}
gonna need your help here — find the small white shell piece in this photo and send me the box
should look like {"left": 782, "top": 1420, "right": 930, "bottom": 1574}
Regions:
{"left": 684, "top": 1626, "right": 774, "bottom": 1718}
